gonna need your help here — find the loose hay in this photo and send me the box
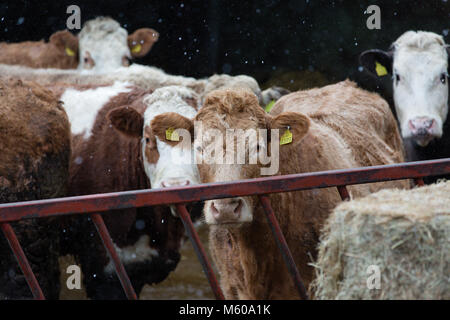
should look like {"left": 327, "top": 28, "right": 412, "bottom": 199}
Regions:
{"left": 311, "top": 181, "right": 450, "bottom": 300}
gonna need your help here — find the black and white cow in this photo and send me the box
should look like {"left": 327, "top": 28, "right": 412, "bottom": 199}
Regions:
{"left": 360, "top": 31, "right": 450, "bottom": 166}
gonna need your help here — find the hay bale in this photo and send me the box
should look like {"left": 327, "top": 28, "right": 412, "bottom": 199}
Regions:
{"left": 311, "top": 181, "right": 450, "bottom": 300}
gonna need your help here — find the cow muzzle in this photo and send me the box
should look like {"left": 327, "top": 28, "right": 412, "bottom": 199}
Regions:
{"left": 207, "top": 198, "right": 248, "bottom": 225}
{"left": 408, "top": 117, "right": 438, "bottom": 147}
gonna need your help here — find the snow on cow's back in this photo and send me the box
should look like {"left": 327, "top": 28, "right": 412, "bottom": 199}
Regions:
{"left": 60, "top": 81, "right": 133, "bottom": 139}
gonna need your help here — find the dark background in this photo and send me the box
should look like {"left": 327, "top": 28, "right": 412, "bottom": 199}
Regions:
{"left": 0, "top": 0, "right": 449, "bottom": 97}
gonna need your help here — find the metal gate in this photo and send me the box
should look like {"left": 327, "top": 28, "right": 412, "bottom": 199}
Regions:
{"left": 1, "top": 158, "right": 450, "bottom": 300}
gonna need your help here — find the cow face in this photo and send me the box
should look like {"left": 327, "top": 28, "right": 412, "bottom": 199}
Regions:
{"left": 78, "top": 17, "right": 158, "bottom": 72}
{"left": 360, "top": 31, "right": 449, "bottom": 147}
{"left": 108, "top": 86, "right": 200, "bottom": 190}
{"left": 160, "top": 89, "right": 310, "bottom": 226}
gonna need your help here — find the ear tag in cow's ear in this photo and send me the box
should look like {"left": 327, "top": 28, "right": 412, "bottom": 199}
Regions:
{"left": 65, "top": 47, "right": 75, "bottom": 57}
{"left": 265, "top": 100, "right": 276, "bottom": 113}
{"left": 131, "top": 44, "right": 142, "bottom": 54}
{"left": 280, "top": 126, "right": 292, "bottom": 145}
{"left": 166, "top": 127, "right": 180, "bottom": 141}
{"left": 375, "top": 61, "right": 388, "bottom": 77}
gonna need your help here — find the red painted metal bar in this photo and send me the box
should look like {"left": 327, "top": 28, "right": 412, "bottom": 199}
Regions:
{"left": 259, "top": 196, "right": 309, "bottom": 300}
{"left": 0, "top": 223, "right": 45, "bottom": 300}
{"left": 90, "top": 213, "right": 138, "bottom": 300}
{"left": 1, "top": 158, "right": 449, "bottom": 223}
{"left": 176, "top": 204, "right": 225, "bottom": 300}
{"left": 337, "top": 185, "right": 350, "bottom": 201}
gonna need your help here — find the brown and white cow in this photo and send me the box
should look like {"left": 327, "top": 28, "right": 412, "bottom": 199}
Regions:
{"left": 360, "top": 31, "right": 450, "bottom": 165}
{"left": 0, "top": 30, "right": 79, "bottom": 69}
{"left": 77, "top": 17, "right": 158, "bottom": 72}
{"left": 0, "top": 17, "right": 158, "bottom": 72}
{"left": 0, "top": 79, "right": 71, "bottom": 299}
{"left": 51, "top": 83, "right": 201, "bottom": 298}
{"left": 151, "top": 83, "right": 408, "bottom": 299}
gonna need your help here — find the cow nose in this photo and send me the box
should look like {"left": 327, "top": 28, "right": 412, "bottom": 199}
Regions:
{"left": 408, "top": 117, "right": 436, "bottom": 136}
{"left": 161, "top": 179, "right": 190, "bottom": 188}
{"left": 210, "top": 198, "right": 243, "bottom": 223}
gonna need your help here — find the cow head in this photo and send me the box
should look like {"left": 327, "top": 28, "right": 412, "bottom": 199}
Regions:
{"left": 108, "top": 86, "right": 200, "bottom": 190}
{"left": 153, "top": 89, "right": 310, "bottom": 226}
{"left": 78, "top": 17, "right": 158, "bottom": 72}
{"left": 360, "top": 31, "right": 449, "bottom": 147}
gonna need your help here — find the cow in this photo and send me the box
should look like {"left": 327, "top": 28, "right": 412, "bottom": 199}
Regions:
{"left": 0, "top": 17, "right": 158, "bottom": 72}
{"left": 0, "top": 63, "right": 287, "bottom": 108}
{"left": 360, "top": 31, "right": 450, "bottom": 168}
{"left": 0, "top": 30, "right": 79, "bottom": 69}
{"left": 149, "top": 83, "right": 408, "bottom": 299}
{"left": 77, "top": 16, "right": 158, "bottom": 72}
{"left": 50, "top": 83, "right": 201, "bottom": 299}
{"left": 0, "top": 79, "right": 71, "bottom": 299}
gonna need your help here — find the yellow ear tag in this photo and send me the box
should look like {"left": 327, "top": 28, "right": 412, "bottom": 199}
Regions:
{"left": 165, "top": 127, "right": 180, "bottom": 141}
{"left": 265, "top": 100, "right": 276, "bottom": 113}
{"left": 375, "top": 61, "right": 388, "bottom": 76}
{"left": 131, "top": 44, "right": 142, "bottom": 54}
{"left": 65, "top": 47, "right": 75, "bottom": 57}
{"left": 280, "top": 128, "right": 293, "bottom": 145}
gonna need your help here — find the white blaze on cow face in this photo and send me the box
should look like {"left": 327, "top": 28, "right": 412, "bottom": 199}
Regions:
{"left": 392, "top": 32, "right": 449, "bottom": 146}
{"left": 142, "top": 86, "right": 200, "bottom": 189}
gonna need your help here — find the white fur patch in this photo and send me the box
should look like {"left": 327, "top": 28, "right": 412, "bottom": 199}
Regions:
{"left": 61, "top": 81, "right": 132, "bottom": 139}
{"left": 104, "top": 235, "right": 159, "bottom": 273}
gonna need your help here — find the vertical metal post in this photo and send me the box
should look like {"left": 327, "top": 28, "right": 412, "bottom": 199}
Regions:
{"left": 337, "top": 185, "right": 350, "bottom": 201}
{"left": 0, "top": 222, "right": 45, "bottom": 300}
{"left": 414, "top": 178, "right": 425, "bottom": 186}
{"left": 258, "top": 195, "right": 309, "bottom": 300}
{"left": 90, "top": 213, "right": 138, "bottom": 300}
{"left": 176, "top": 204, "right": 225, "bottom": 300}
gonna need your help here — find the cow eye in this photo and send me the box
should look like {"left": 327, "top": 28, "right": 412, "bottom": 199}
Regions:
{"left": 145, "top": 138, "right": 150, "bottom": 143}
{"left": 440, "top": 73, "right": 447, "bottom": 84}
{"left": 395, "top": 74, "right": 400, "bottom": 83}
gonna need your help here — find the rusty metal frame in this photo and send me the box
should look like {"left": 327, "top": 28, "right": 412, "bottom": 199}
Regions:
{"left": 1, "top": 158, "right": 449, "bottom": 300}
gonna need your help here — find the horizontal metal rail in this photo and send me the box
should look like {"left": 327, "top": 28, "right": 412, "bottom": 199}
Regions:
{"left": 1, "top": 158, "right": 449, "bottom": 300}
{"left": 1, "top": 158, "right": 449, "bottom": 222}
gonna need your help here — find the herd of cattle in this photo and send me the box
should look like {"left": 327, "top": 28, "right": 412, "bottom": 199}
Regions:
{"left": 0, "top": 16, "right": 448, "bottom": 299}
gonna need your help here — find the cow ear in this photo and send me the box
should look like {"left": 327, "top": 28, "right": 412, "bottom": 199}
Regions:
{"left": 150, "top": 112, "right": 194, "bottom": 146}
{"left": 49, "top": 30, "right": 79, "bottom": 58}
{"left": 108, "top": 106, "right": 144, "bottom": 138}
{"left": 268, "top": 112, "right": 310, "bottom": 146}
{"left": 359, "top": 49, "right": 393, "bottom": 77}
{"left": 127, "top": 28, "right": 159, "bottom": 58}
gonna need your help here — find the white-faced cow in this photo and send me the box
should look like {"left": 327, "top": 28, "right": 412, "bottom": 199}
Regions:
{"left": 360, "top": 31, "right": 450, "bottom": 166}
{"left": 50, "top": 83, "right": 201, "bottom": 299}
{"left": 0, "top": 17, "right": 157, "bottom": 72}
{"left": 151, "top": 84, "right": 408, "bottom": 299}
{"left": 77, "top": 17, "right": 158, "bottom": 72}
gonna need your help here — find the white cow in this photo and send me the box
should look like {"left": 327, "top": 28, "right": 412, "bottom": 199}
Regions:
{"left": 360, "top": 31, "right": 449, "bottom": 147}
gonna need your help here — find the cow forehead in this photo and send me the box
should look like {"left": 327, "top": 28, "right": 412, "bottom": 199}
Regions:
{"left": 394, "top": 47, "right": 448, "bottom": 75}
{"left": 142, "top": 87, "right": 198, "bottom": 126}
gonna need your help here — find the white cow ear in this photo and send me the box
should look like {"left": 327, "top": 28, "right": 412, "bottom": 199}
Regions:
{"left": 108, "top": 106, "right": 144, "bottom": 138}
{"left": 359, "top": 49, "right": 393, "bottom": 77}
